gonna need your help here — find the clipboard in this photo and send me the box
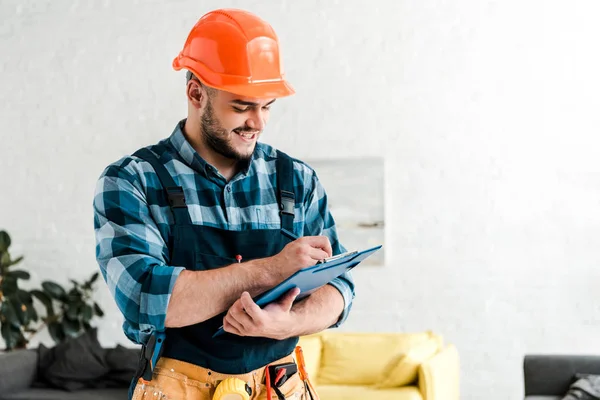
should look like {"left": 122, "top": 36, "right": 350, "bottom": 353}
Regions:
{"left": 213, "top": 244, "right": 382, "bottom": 338}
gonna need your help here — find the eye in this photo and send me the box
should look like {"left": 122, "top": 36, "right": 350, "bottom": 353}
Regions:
{"left": 233, "top": 107, "right": 248, "bottom": 113}
{"left": 262, "top": 105, "right": 271, "bottom": 111}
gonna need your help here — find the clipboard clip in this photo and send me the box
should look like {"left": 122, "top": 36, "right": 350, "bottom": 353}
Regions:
{"left": 316, "top": 250, "right": 358, "bottom": 265}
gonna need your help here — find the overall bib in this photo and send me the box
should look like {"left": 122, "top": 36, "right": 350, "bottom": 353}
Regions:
{"left": 128, "top": 146, "right": 301, "bottom": 398}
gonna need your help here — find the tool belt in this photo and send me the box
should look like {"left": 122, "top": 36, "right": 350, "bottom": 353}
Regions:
{"left": 130, "top": 332, "right": 317, "bottom": 400}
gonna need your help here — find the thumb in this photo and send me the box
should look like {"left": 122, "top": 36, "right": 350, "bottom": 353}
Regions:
{"left": 278, "top": 287, "right": 301, "bottom": 311}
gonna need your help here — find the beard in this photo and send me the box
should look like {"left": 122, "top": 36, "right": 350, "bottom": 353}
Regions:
{"left": 201, "top": 101, "right": 256, "bottom": 162}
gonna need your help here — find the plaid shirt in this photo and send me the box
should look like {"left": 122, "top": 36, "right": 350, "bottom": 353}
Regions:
{"left": 93, "top": 120, "right": 355, "bottom": 345}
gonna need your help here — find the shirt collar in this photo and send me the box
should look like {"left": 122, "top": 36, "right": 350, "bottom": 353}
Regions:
{"left": 168, "top": 119, "right": 255, "bottom": 180}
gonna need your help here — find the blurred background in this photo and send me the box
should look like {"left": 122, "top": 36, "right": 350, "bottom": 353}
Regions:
{"left": 1, "top": 1, "right": 600, "bottom": 399}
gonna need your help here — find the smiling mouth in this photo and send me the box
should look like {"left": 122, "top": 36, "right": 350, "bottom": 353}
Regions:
{"left": 234, "top": 130, "right": 259, "bottom": 140}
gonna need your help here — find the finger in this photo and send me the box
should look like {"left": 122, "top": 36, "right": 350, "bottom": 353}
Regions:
{"left": 302, "top": 236, "right": 333, "bottom": 257}
{"left": 278, "top": 287, "right": 301, "bottom": 311}
{"left": 227, "top": 314, "right": 245, "bottom": 333}
{"left": 307, "top": 246, "right": 330, "bottom": 261}
{"left": 223, "top": 317, "right": 244, "bottom": 336}
{"left": 240, "top": 292, "right": 263, "bottom": 319}
{"left": 229, "top": 302, "right": 254, "bottom": 328}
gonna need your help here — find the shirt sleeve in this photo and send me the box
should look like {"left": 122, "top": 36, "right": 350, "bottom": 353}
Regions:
{"left": 93, "top": 159, "right": 184, "bottom": 345}
{"left": 302, "top": 169, "right": 355, "bottom": 328}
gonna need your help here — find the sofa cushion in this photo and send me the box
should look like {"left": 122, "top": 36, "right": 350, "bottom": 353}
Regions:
{"left": 297, "top": 334, "right": 322, "bottom": 380}
{"left": 0, "top": 388, "right": 127, "bottom": 400}
{"left": 318, "top": 331, "right": 434, "bottom": 386}
{"left": 316, "top": 384, "right": 422, "bottom": 400}
{"left": 375, "top": 338, "right": 440, "bottom": 388}
{"left": 0, "top": 350, "right": 37, "bottom": 394}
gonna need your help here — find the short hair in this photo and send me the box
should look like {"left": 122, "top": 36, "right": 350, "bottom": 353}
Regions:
{"left": 186, "top": 71, "right": 216, "bottom": 98}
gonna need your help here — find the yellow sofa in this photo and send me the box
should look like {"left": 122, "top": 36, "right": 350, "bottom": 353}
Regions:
{"left": 297, "top": 331, "right": 459, "bottom": 400}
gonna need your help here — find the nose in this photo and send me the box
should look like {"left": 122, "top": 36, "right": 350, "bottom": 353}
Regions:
{"left": 245, "top": 109, "right": 266, "bottom": 132}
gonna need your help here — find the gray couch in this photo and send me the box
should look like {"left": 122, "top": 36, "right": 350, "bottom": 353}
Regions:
{"left": 0, "top": 348, "right": 136, "bottom": 400}
{"left": 524, "top": 354, "right": 600, "bottom": 400}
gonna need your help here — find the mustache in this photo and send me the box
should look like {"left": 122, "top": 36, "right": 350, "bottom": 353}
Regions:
{"left": 233, "top": 127, "right": 260, "bottom": 134}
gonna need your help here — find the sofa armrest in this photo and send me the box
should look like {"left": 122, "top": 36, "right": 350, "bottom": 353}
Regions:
{"left": 418, "top": 344, "right": 460, "bottom": 400}
{"left": 524, "top": 355, "right": 600, "bottom": 396}
{"left": 0, "top": 349, "right": 38, "bottom": 394}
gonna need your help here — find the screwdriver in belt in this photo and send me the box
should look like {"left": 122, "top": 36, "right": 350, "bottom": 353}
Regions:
{"left": 295, "top": 346, "right": 316, "bottom": 400}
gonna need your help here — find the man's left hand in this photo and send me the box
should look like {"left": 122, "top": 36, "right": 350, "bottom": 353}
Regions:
{"left": 223, "top": 288, "right": 301, "bottom": 340}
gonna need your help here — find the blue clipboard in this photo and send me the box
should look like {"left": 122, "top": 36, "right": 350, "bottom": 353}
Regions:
{"left": 213, "top": 244, "right": 382, "bottom": 338}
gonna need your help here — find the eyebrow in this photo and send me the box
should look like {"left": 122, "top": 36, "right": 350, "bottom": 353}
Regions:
{"left": 230, "top": 99, "right": 276, "bottom": 107}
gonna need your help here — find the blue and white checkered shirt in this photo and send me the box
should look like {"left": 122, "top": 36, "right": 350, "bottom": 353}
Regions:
{"left": 93, "top": 120, "right": 355, "bottom": 345}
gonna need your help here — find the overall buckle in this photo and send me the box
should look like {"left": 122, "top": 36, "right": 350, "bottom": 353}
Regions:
{"left": 166, "top": 187, "right": 186, "bottom": 208}
{"left": 280, "top": 190, "right": 295, "bottom": 216}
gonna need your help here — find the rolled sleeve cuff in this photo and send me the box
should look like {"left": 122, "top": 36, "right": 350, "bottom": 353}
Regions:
{"left": 327, "top": 276, "right": 355, "bottom": 328}
{"left": 138, "top": 265, "right": 185, "bottom": 341}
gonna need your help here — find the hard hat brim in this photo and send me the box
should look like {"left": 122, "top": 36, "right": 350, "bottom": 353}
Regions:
{"left": 174, "top": 56, "right": 295, "bottom": 99}
{"left": 219, "top": 80, "right": 295, "bottom": 99}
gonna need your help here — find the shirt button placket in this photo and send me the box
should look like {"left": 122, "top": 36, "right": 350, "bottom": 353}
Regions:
{"left": 225, "top": 185, "right": 232, "bottom": 224}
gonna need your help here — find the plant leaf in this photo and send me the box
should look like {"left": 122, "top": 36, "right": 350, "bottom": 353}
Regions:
{"left": 7, "top": 256, "right": 23, "bottom": 267}
{"left": 42, "top": 281, "right": 67, "bottom": 301}
{"left": 93, "top": 302, "right": 104, "bottom": 317}
{"left": 48, "top": 321, "right": 65, "bottom": 344}
{"left": 1, "top": 321, "right": 17, "bottom": 350}
{"left": 0, "top": 231, "right": 11, "bottom": 252}
{"left": 82, "top": 304, "right": 93, "bottom": 323}
{"left": 27, "top": 305, "right": 38, "bottom": 323}
{"left": 66, "top": 303, "right": 80, "bottom": 320}
{"left": 7, "top": 270, "right": 30, "bottom": 280}
{"left": 11, "top": 296, "right": 29, "bottom": 326}
{"left": 30, "top": 290, "right": 54, "bottom": 315}
{"left": 90, "top": 272, "right": 99, "bottom": 284}
{"left": 67, "top": 288, "right": 82, "bottom": 303}
{"left": 1, "top": 299, "right": 18, "bottom": 327}
{"left": 62, "top": 318, "right": 81, "bottom": 338}
{"left": 17, "top": 290, "right": 33, "bottom": 305}
{"left": 1, "top": 277, "right": 18, "bottom": 296}
{"left": 0, "top": 252, "right": 10, "bottom": 267}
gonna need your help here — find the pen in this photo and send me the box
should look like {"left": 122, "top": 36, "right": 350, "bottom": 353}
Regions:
{"left": 281, "top": 228, "right": 298, "bottom": 241}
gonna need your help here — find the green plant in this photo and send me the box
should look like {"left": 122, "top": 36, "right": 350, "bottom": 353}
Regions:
{"left": 0, "top": 230, "right": 104, "bottom": 351}
{"left": 33, "top": 273, "right": 105, "bottom": 344}
{"left": 0, "top": 230, "right": 32, "bottom": 350}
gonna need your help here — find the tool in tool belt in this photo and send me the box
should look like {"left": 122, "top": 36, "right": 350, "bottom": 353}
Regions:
{"left": 212, "top": 377, "right": 253, "bottom": 400}
{"left": 265, "top": 362, "right": 298, "bottom": 400}
{"left": 136, "top": 331, "right": 166, "bottom": 388}
{"left": 295, "top": 346, "right": 317, "bottom": 400}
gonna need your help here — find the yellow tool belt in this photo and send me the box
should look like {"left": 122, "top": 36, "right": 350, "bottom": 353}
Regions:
{"left": 131, "top": 352, "right": 316, "bottom": 399}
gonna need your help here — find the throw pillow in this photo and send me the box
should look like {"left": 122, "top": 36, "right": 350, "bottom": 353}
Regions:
{"left": 318, "top": 331, "right": 433, "bottom": 386}
{"left": 37, "top": 328, "right": 109, "bottom": 391}
{"left": 562, "top": 374, "right": 600, "bottom": 400}
{"left": 103, "top": 345, "right": 140, "bottom": 387}
{"left": 374, "top": 338, "right": 440, "bottom": 388}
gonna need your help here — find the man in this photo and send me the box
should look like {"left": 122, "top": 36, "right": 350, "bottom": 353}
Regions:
{"left": 93, "top": 8, "right": 355, "bottom": 400}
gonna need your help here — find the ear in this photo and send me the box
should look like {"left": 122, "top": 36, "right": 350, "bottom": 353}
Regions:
{"left": 186, "top": 79, "right": 206, "bottom": 109}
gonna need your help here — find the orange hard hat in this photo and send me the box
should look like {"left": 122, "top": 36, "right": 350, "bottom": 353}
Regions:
{"left": 172, "top": 9, "right": 295, "bottom": 99}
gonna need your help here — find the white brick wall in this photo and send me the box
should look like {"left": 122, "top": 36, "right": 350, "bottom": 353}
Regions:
{"left": 2, "top": 1, "right": 600, "bottom": 399}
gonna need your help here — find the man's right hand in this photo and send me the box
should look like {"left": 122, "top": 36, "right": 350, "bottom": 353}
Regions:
{"left": 268, "top": 236, "right": 333, "bottom": 282}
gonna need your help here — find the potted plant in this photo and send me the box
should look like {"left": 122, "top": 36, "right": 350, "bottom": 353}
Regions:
{"left": 0, "top": 230, "right": 104, "bottom": 351}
